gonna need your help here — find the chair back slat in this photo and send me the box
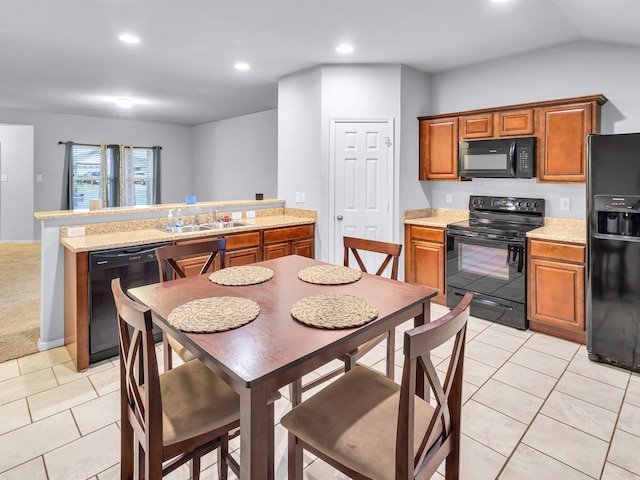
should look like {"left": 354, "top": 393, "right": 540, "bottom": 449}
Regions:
{"left": 112, "top": 278, "right": 163, "bottom": 458}
{"left": 156, "top": 238, "right": 227, "bottom": 281}
{"left": 343, "top": 236, "right": 402, "bottom": 280}
{"left": 397, "top": 292, "right": 472, "bottom": 480}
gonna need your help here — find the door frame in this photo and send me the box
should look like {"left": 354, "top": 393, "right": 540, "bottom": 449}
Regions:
{"left": 328, "top": 117, "right": 395, "bottom": 265}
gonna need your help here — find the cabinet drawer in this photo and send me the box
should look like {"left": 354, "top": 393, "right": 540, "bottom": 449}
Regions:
{"left": 497, "top": 109, "right": 534, "bottom": 136}
{"left": 460, "top": 113, "right": 493, "bottom": 139}
{"left": 409, "top": 226, "right": 445, "bottom": 243}
{"left": 263, "top": 224, "right": 314, "bottom": 243}
{"left": 225, "top": 231, "right": 260, "bottom": 250}
{"left": 530, "top": 240, "right": 585, "bottom": 263}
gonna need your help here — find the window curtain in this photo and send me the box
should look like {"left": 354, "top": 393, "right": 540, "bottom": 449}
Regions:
{"left": 62, "top": 141, "right": 74, "bottom": 209}
{"left": 152, "top": 146, "right": 161, "bottom": 204}
{"left": 118, "top": 145, "right": 135, "bottom": 206}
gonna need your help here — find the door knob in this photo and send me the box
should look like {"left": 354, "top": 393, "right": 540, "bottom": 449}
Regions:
{"left": 337, "top": 215, "right": 343, "bottom": 221}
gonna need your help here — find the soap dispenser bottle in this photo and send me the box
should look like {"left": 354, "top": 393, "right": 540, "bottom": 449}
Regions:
{"left": 175, "top": 208, "right": 184, "bottom": 228}
{"left": 166, "top": 209, "right": 174, "bottom": 231}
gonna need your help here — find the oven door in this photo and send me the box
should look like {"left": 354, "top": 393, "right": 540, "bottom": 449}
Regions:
{"left": 446, "top": 231, "right": 527, "bottom": 329}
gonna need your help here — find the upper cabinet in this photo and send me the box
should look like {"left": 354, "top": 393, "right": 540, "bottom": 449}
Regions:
{"left": 418, "top": 95, "right": 607, "bottom": 183}
{"left": 419, "top": 117, "right": 459, "bottom": 180}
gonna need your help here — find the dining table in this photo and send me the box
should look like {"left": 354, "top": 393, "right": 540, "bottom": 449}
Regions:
{"left": 128, "top": 254, "right": 438, "bottom": 480}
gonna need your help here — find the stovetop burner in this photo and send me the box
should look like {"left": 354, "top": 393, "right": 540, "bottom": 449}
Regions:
{"left": 447, "top": 195, "right": 545, "bottom": 241}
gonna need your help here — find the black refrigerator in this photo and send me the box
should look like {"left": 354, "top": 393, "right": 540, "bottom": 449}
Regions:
{"left": 587, "top": 132, "right": 640, "bottom": 372}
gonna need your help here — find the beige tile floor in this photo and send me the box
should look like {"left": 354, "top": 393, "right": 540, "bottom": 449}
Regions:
{"left": 1, "top": 302, "right": 639, "bottom": 479}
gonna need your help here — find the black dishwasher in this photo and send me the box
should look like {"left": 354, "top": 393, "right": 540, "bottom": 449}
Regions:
{"left": 89, "top": 242, "right": 170, "bottom": 363}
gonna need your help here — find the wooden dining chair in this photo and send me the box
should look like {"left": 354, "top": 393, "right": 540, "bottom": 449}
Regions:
{"left": 112, "top": 277, "right": 240, "bottom": 480}
{"left": 282, "top": 291, "right": 473, "bottom": 480}
{"left": 156, "top": 238, "right": 227, "bottom": 370}
{"left": 290, "top": 236, "right": 402, "bottom": 406}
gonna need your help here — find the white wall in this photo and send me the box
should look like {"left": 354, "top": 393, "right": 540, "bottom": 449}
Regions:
{"left": 427, "top": 40, "right": 640, "bottom": 218}
{"left": 0, "top": 125, "right": 34, "bottom": 241}
{"left": 192, "top": 109, "right": 277, "bottom": 201}
{"left": 279, "top": 64, "right": 408, "bottom": 262}
{"left": 0, "top": 108, "right": 193, "bottom": 240}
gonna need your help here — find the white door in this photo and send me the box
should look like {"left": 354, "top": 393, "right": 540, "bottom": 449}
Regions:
{"left": 331, "top": 118, "right": 394, "bottom": 272}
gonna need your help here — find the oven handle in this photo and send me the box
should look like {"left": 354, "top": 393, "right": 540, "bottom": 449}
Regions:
{"left": 453, "top": 292, "right": 514, "bottom": 311}
{"left": 446, "top": 230, "right": 524, "bottom": 244}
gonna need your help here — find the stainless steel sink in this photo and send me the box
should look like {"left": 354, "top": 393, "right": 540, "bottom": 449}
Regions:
{"left": 199, "top": 221, "right": 251, "bottom": 229}
{"left": 160, "top": 221, "right": 251, "bottom": 234}
{"left": 161, "top": 224, "right": 216, "bottom": 234}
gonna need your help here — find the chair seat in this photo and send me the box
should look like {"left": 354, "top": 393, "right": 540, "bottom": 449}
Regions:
{"left": 281, "top": 366, "right": 442, "bottom": 480}
{"left": 340, "top": 332, "right": 388, "bottom": 360}
{"left": 142, "top": 359, "right": 280, "bottom": 447}
{"left": 167, "top": 334, "right": 196, "bottom": 364}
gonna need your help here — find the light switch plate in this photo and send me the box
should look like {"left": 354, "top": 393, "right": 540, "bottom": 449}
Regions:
{"left": 0, "top": 175, "right": 7, "bottom": 182}
{"left": 246, "top": 210, "right": 256, "bottom": 219}
{"left": 560, "top": 198, "right": 570, "bottom": 211}
{"left": 300, "top": 192, "right": 306, "bottom": 202}
{"left": 295, "top": 192, "right": 301, "bottom": 203}
{"left": 231, "top": 212, "right": 242, "bottom": 220}
{"left": 446, "top": 193, "right": 453, "bottom": 203}
{"left": 67, "top": 227, "right": 86, "bottom": 237}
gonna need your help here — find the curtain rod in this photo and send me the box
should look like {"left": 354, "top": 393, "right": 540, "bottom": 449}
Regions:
{"left": 58, "top": 141, "right": 161, "bottom": 150}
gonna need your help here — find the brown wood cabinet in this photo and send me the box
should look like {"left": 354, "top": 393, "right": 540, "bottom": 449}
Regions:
{"left": 418, "top": 94, "right": 606, "bottom": 183}
{"left": 225, "top": 231, "right": 261, "bottom": 267}
{"left": 419, "top": 117, "right": 459, "bottom": 180}
{"left": 528, "top": 239, "right": 586, "bottom": 343}
{"left": 263, "top": 224, "right": 315, "bottom": 260}
{"left": 538, "top": 102, "right": 596, "bottom": 183}
{"left": 404, "top": 225, "right": 447, "bottom": 305}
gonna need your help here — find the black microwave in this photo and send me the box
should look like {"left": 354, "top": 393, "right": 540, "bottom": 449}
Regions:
{"left": 459, "top": 137, "right": 535, "bottom": 178}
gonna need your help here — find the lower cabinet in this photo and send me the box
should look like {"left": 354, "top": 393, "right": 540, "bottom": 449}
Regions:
{"left": 404, "top": 225, "right": 447, "bottom": 305}
{"left": 263, "top": 224, "right": 315, "bottom": 260}
{"left": 225, "top": 232, "right": 261, "bottom": 267}
{"left": 528, "top": 239, "right": 586, "bottom": 343}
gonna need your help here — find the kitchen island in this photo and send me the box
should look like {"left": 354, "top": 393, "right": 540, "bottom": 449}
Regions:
{"left": 34, "top": 199, "right": 316, "bottom": 366}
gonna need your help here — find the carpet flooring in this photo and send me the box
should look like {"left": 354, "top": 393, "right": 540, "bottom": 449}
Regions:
{"left": 0, "top": 242, "right": 41, "bottom": 363}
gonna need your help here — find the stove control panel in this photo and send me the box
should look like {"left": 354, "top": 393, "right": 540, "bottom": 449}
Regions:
{"left": 469, "top": 195, "right": 545, "bottom": 214}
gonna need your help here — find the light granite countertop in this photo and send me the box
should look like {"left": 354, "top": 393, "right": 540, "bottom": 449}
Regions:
{"left": 403, "top": 209, "right": 586, "bottom": 244}
{"left": 61, "top": 214, "right": 315, "bottom": 253}
{"left": 403, "top": 208, "right": 469, "bottom": 228}
{"left": 526, "top": 218, "right": 586, "bottom": 244}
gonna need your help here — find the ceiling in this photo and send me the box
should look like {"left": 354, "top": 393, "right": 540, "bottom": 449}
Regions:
{"left": 1, "top": 0, "right": 639, "bottom": 126}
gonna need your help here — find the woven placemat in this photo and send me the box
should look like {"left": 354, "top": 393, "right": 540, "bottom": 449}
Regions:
{"left": 298, "top": 265, "right": 362, "bottom": 285}
{"left": 209, "top": 266, "right": 274, "bottom": 286}
{"left": 167, "top": 297, "right": 260, "bottom": 333}
{"left": 291, "top": 294, "right": 378, "bottom": 329}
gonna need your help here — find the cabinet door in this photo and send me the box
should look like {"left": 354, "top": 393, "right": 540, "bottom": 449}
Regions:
{"left": 263, "top": 242, "right": 290, "bottom": 260}
{"left": 419, "top": 118, "right": 459, "bottom": 180}
{"left": 497, "top": 109, "right": 534, "bottom": 136}
{"left": 411, "top": 240, "right": 446, "bottom": 304}
{"left": 292, "top": 238, "right": 314, "bottom": 258}
{"left": 538, "top": 103, "right": 592, "bottom": 183}
{"left": 528, "top": 257, "right": 585, "bottom": 333}
{"left": 176, "top": 254, "right": 220, "bottom": 277}
{"left": 226, "top": 247, "right": 261, "bottom": 267}
{"left": 459, "top": 113, "right": 493, "bottom": 139}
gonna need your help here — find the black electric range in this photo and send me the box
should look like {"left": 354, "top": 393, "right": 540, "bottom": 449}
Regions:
{"left": 445, "top": 195, "right": 545, "bottom": 330}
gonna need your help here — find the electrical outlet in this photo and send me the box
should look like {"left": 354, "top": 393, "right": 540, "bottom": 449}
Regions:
{"left": 231, "top": 212, "right": 242, "bottom": 220}
{"left": 446, "top": 193, "right": 453, "bottom": 204}
{"left": 560, "top": 198, "right": 571, "bottom": 211}
{"left": 0, "top": 175, "right": 7, "bottom": 182}
{"left": 246, "top": 210, "right": 256, "bottom": 219}
{"left": 67, "top": 227, "right": 85, "bottom": 237}
{"left": 36, "top": 174, "right": 43, "bottom": 182}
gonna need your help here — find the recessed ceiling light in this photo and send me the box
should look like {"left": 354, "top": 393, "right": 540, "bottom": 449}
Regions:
{"left": 336, "top": 44, "right": 354, "bottom": 54}
{"left": 234, "top": 62, "right": 251, "bottom": 71}
{"left": 119, "top": 34, "right": 141, "bottom": 44}
{"left": 115, "top": 98, "right": 133, "bottom": 108}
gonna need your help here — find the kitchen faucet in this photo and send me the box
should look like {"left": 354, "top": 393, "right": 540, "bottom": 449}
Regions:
{"left": 212, "top": 209, "right": 218, "bottom": 223}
